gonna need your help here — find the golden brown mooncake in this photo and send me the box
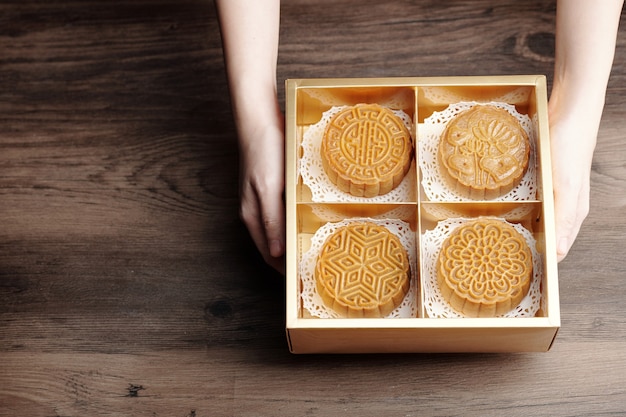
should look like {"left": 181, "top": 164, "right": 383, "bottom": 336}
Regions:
{"left": 438, "top": 105, "right": 530, "bottom": 200}
{"left": 315, "top": 222, "right": 411, "bottom": 318}
{"left": 321, "top": 104, "right": 413, "bottom": 198}
{"left": 436, "top": 218, "right": 533, "bottom": 318}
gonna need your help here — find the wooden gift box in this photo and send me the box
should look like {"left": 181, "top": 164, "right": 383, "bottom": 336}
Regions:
{"left": 285, "top": 76, "right": 560, "bottom": 353}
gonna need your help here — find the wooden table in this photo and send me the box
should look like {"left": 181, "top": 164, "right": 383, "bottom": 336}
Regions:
{"left": 1, "top": 1, "right": 625, "bottom": 415}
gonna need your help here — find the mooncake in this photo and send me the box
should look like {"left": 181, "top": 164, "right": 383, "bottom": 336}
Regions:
{"left": 436, "top": 218, "right": 533, "bottom": 318}
{"left": 438, "top": 105, "right": 530, "bottom": 200}
{"left": 315, "top": 222, "right": 411, "bottom": 318}
{"left": 321, "top": 104, "right": 413, "bottom": 198}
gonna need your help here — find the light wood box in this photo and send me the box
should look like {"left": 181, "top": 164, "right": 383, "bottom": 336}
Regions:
{"left": 285, "top": 76, "right": 560, "bottom": 353}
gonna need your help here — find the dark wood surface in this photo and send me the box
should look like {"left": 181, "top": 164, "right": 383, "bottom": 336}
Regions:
{"left": 1, "top": 1, "right": 625, "bottom": 415}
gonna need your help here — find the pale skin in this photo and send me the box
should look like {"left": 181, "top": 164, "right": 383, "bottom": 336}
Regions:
{"left": 549, "top": 0, "right": 623, "bottom": 261}
{"left": 216, "top": 0, "right": 284, "bottom": 272}
{"left": 216, "top": 0, "right": 623, "bottom": 272}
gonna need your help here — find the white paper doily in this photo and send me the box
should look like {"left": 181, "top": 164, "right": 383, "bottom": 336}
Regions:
{"left": 420, "top": 86, "right": 532, "bottom": 107}
{"left": 421, "top": 217, "right": 542, "bottom": 318}
{"left": 420, "top": 203, "right": 535, "bottom": 223}
{"left": 310, "top": 204, "right": 416, "bottom": 223}
{"left": 420, "top": 102, "right": 537, "bottom": 202}
{"left": 300, "top": 218, "right": 418, "bottom": 319}
{"left": 302, "top": 88, "right": 415, "bottom": 110}
{"left": 301, "top": 106, "right": 415, "bottom": 202}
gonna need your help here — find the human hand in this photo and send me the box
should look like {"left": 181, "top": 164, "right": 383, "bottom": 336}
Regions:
{"left": 548, "top": 0, "right": 623, "bottom": 262}
{"left": 548, "top": 101, "right": 597, "bottom": 263}
{"left": 237, "top": 112, "right": 286, "bottom": 274}
{"left": 214, "top": 0, "right": 283, "bottom": 272}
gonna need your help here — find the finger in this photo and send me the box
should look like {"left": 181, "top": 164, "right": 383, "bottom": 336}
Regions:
{"left": 258, "top": 179, "right": 285, "bottom": 259}
{"left": 553, "top": 184, "right": 589, "bottom": 262}
{"left": 239, "top": 190, "right": 270, "bottom": 259}
{"left": 240, "top": 185, "right": 285, "bottom": 275}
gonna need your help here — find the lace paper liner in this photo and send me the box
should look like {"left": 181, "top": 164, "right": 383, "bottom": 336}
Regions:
{"left": 302, "top": 88, "right": 414, "bottom": 110}
{"left": 422, "top": 217, "right": 542, "bottom": 318}
{"left": 310, "top": 204, "right": 415, "bottom": 223}
{"left": 420, "top": 203, "right": 535, "bottom": 223}
{"left": 421, "top": 87, "right": 532, "bottom": 107}
{"left": 301, "top": 106, "right": 415, "bottom": 202}
{"left": 300, "top": 218, "right": 418, "bottom": 319}
{"left": 420, "top": 102, "right": 537, "bottom": 202}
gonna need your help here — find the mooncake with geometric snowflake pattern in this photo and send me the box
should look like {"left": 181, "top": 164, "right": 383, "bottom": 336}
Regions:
{"left": 315, "top": 222, "right": 411, "bottom": 318}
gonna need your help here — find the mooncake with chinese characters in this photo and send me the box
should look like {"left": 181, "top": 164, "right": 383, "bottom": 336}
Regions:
{"left": 321, "top": 104, "right": 413, "bottom": 198}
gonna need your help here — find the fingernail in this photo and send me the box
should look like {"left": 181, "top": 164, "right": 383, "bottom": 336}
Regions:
{"left": 269, "top": 239, "right": 283, "bottom": 258}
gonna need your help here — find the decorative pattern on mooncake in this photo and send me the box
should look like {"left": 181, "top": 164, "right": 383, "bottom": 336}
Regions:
{"left": 438, "top": 105, "right": 530, "bottom": 200}
{"left": 321, "top": 104, "right": 413, "bottom": 198}
{"left": 315, "top": 222, "right": 411, "bottom": 318}
{"left": 436, "top": 218, "right": 533, "bottom": 318}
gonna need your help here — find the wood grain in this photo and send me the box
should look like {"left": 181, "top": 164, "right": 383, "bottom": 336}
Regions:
{"left": 0, "top": 0, "right": 625, "bottom": 415}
